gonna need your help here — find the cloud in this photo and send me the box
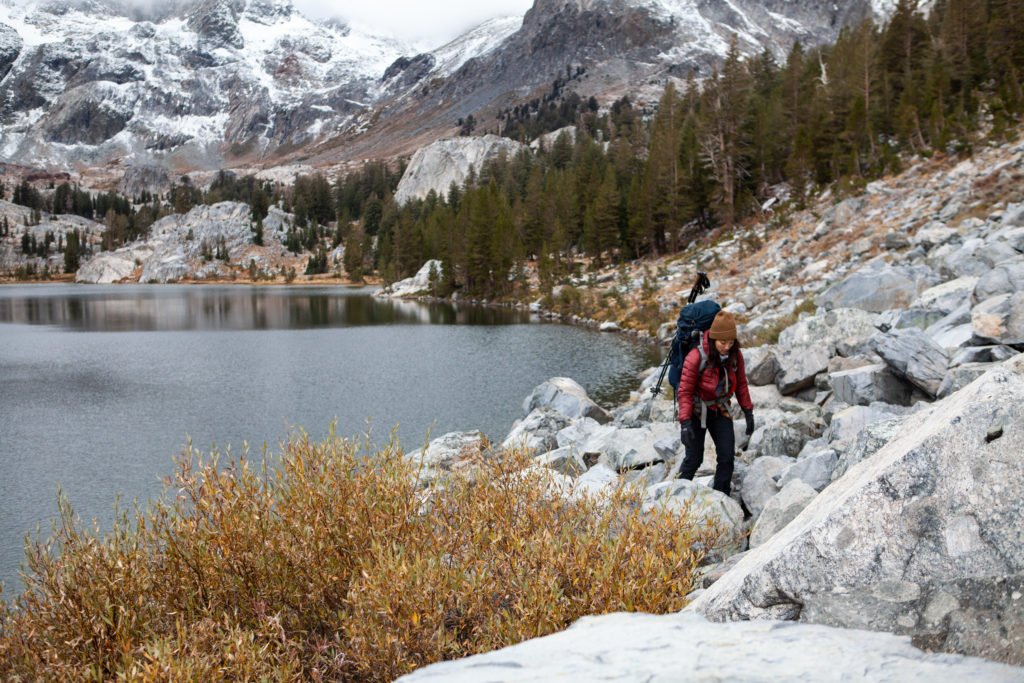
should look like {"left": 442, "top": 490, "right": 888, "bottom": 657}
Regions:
{"left": 3, "top": 0, "right": 532, "bottom": 50}
{"left": 293, "top": 0, "right": 532, "bottom": 48}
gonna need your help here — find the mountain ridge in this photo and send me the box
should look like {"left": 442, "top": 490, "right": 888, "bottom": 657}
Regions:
{"left": 0, "top": 0, "right": 890, "bottom": 182}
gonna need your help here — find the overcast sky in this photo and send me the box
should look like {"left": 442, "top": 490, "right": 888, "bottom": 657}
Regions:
{"left": 294, "top": 0, "right": 534, "bottom": 48}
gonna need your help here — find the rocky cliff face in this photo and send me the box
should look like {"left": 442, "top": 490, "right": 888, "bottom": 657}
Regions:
{"left": 0, "top": 23, "right": 21, "bottom": 81}
{"left": 378, "top": 0, "right": 878, "bottom": 143}
{"left": 393, "top": 135, "right": 529, "bottom": 205}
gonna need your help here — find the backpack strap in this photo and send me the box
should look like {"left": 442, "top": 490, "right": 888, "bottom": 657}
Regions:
{"left": 693, "top": 333, "right": 730, "bottom": 429}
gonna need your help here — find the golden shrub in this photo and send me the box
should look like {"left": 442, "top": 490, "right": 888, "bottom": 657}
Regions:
{"left": 1, "top": 428, "right": 719, "bottom": 681}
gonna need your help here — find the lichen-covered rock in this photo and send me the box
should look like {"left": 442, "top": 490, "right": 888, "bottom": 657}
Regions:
{"left": 522, "top": 377, "right": 612, "bottom": 424}
{"left": 831, "top": 413, "right": 912, "bottom": 481}
{"left": 801, "top": 575, "right": 1024, "bottom": 666}
{"left": 407, "top": 430, "right": 488, "bottom": 486}
{"left": 686, "top": 357, "right": 1024, "bottom": 664}
{"left": 571, "top": 463, "right": 619, "bottom": 499}
{"left": 973, "top": 261, "right": 1024, "bottom": 302}
{"left": 740, "top": 455, "right": 794, "bottom": 520}
{"left": 924, "top": 301, "right": 974, "bottom": 349}
{"left": 871, "top": 328, "right": 950, "bottom": 397}
{"left": 742, "top": 345, "right": 779, "bottom": 386}
{"left": 774, "top": 344, "right": 831, "bottom": 395}
{"left": 748, "top": 424, "right": 809, "bottom": 459}
{"left": 778, "top": 449, "right": 837, "bottom": 491}
{"left": 816, "top": 261, "right": 940, "bottom": 313}
{"left": 910, "top": 277, "right": 978, "bottom": 315}
{"left": 937, "top": 363, "right": 992, "bottom": 399}
{"left": 749, "top": 479, "right": 818, "bottom": 548}
{"left": 830, "top": 363, "right": 913, "bottom": 406}
{"left": 972, "top": 293, "right": 1024, "bottom": 345}
{"left": 643, "top": 479, "right": 745, "bottom": 557}
{"left": 912, "top": 221, "right": 958, "bottom": 251}
{"left": 777, "top": 308, "right": 877, "bottom": 356}
{"left": 875, "top": 307, "right": 947, "bottom": 333}
{"left": 532, "top": 445, "right": 587, "bottom": 478}
{"left": 501, "top": 407, "right": 570, "bottom": 453}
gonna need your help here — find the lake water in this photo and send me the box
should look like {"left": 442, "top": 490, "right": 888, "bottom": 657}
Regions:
{"left": 0, "top": 284, "right": 661, "bottom": 592}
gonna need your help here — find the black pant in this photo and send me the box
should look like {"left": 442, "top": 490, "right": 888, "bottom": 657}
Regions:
{"left": 677, "top": 411, "right": 735, "bottom": 494}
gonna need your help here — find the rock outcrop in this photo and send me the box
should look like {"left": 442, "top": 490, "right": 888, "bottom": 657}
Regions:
{"left": 378, "top": 259, "right": 442, "bottom": 297}
{"left": 0, "top": 199, "right": 106, "bottom": 274}
{"left": 75, "top": 201, "right": 301, "bottom": 283}
{"left": 687, "top": 356, "right": 1024, "bottom": 663}
{"left": 393, "top": 136, "right": 528, "bottom": 205}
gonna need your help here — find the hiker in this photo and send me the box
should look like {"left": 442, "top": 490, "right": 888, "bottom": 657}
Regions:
{"left": 675, "top": 310, "right": 754, "bottom": 495}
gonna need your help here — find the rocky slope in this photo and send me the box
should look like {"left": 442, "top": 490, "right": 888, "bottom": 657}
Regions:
{"left": 0, "top": 198, "right": 106, "bottom": 274}
{"left": 383, "top": 132, "right": 1024, "bottom": 676}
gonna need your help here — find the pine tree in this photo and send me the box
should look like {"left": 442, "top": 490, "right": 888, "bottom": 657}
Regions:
{"left": 700, "top": 37, "right": 752, "bottom": 228}
{"left": 642, "top": 82, "right": 683, "bottom": 253}
{"left": 518, "top": 165, "right": 547, "bottom": 259}
{"left": 250, "top": 187, "right": 270, "bottom": 223}
{"left": 343, "top": 224, "right": 366, "bottom": 281}
{"left": 549, "top": 130, "right": 574, "bottom": 170}
{"left": 586, "top": 165, "right": 621, "bottom": 265}
{"left": 64, "top": 230, "right": 80, "bottom": 273}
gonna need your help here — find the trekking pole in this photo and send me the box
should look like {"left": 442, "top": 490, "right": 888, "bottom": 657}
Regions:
{"left": 640, "top": 272, "right": 711, "bottom": 421}
{"left": 687, "top": 271, "right": 710, "bottom": 305}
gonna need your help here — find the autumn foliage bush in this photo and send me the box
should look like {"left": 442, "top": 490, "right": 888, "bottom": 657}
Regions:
{"left": 0, "top": 428, "right": 721, "bottom": 681}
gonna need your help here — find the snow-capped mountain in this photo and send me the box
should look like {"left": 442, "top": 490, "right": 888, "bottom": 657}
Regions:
{"left": 0, "top": 0, "right": 895, "bottom": 178}
{"left": 0, "top": 0, "right": 413, "bottom": 167}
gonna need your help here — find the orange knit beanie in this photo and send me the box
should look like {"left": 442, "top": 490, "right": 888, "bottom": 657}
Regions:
{"left": 708, "top": 311, "right": 737, "bottom": 341}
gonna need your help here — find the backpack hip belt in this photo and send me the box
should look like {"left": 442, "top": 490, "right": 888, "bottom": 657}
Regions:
{"left": 693, "top": 396, "right": 731, "bottom": 429}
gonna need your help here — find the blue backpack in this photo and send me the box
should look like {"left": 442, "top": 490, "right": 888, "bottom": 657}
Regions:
{"left": 666, "top": 299, "right": 721, "bottom": 392}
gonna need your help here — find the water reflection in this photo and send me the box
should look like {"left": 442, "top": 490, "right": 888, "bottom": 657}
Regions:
{"left": 0, "top": 285, "right": 535, "bottom": 331}
{"left": 0, "top": 284, "right": 664, "bottom": 591}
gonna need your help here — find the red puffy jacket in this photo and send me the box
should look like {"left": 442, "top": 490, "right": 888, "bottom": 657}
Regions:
{"left": 677, "top": 331, "right": 754, "bottom": 422}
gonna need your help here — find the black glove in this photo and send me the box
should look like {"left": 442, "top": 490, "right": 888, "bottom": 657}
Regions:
{"left": 744, "top": 409, "right": 755, "bottom": 436}
{"left": 680, "top": 420, "right": 695, "bottom": 449}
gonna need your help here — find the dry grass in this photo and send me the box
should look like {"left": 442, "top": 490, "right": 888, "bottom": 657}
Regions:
{"left": 0, "top": 429, "right": 719, "bottom": 681}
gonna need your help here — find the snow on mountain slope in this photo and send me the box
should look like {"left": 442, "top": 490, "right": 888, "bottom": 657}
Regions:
{"left": 0, "top": 0, "right": 413, "bottom": 168}
{"left": 430, "top": 15, "right": 522, "bottom": 78}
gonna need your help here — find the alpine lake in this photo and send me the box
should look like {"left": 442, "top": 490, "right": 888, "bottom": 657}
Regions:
{"left": 0, "top": 283, "right": 662, "bottom": 592}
